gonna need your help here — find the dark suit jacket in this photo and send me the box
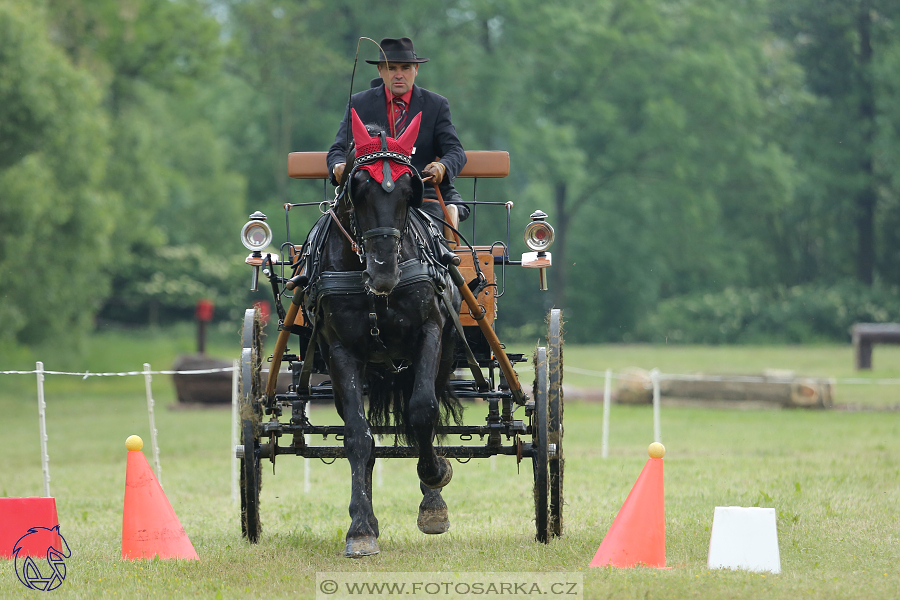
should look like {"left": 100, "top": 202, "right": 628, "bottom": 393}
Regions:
{"left": 327, "top": 84, "right": 467, "bottom": 205}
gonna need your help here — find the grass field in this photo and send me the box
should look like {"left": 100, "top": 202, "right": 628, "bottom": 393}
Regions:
{"left": 1, "top": 327, "right": 899, "bottom": 599}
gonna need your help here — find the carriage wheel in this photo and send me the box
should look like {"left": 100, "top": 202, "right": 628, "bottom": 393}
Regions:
{"left": 532, "top": 346, "right": 550, "bottom": 543}
{"left": 239, "top": 308, "right": 263, "bottom": 543}
{"left": 548, "top": 309, "right": 564, "bottom": 537}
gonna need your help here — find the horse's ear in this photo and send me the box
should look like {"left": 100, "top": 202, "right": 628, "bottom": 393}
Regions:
{"left": 409, "top": 171, "right": 424, "bottom": 208}
{"left": 351, "top": 109, "right": 374, "bottom": 147}
{"left": 395, "top": 112, "right": 421, "bottom": 155}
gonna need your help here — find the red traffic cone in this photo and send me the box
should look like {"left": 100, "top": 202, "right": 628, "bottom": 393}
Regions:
{"left": 590, "top": 442, "right": 666, "bottom": 568}
{"left": 0, "top": 498, "right": 61, "bottom": 558}
{"left": 122, "top": 436, "right": 198, "bottom": 560}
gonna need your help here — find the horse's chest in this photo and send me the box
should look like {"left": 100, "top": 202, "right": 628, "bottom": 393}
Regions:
{"left": 321, "top": 285, "right": 436, "bottom": 349}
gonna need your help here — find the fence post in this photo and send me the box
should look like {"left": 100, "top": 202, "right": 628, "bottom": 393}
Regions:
{"left": 143, "top": 363, "right": 162, "bottom": 487}
{"left": 36, "top": 362, "right": 51, "bottom": 497}
{"left": 651, "top": 368, "right": 661, "bottom": 443}
{"left": 602, "top": 368, "right": 612, "bottom": 459}
{"left": 232, "top": 358, "right": 239, "bottom": 504}
{"left": 375, "top": 434, "right": 383, "bottom": 488}
{"left": 304, "top": 403, "right": 311, "bottom": 494}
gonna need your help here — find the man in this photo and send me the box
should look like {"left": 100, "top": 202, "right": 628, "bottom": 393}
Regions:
{"left": 327, "top": 37, "right": 469, "bottom": 222}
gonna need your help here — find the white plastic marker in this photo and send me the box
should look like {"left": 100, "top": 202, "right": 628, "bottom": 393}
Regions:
{"left": 708, "top": 507, "right": 781, "bottom": 573}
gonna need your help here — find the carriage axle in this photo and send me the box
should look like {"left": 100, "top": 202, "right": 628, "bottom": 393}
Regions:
{"left": 238, "top": 441, "right": 557, "bottom": 460}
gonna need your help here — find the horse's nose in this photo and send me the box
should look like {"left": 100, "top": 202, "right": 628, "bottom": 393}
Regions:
{"left": 362, "top": 233, "right": 401, "bottom": 295}
{"left": 362, "top": 266, "right": 400, "bottom": 296}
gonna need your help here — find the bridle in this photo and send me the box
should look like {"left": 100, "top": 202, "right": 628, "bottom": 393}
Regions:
{"left": 331, "top": 130, "right": 417, "bottom": 263}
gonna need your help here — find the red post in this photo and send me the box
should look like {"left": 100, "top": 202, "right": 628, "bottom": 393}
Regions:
{"left": 252, "top": 300, "right": 271, "bottom": 326}
{"left": 195, "top": 299, "right": 214, "bottom": 354}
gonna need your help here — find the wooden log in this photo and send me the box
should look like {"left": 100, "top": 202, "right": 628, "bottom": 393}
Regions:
{"left": 172, "top": 354, "right": 290, "bottom": 404}
{"left": 613, "top": 369, "right": 833, "bottom": 409}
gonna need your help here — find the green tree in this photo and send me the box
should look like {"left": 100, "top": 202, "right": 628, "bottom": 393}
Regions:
{"left": 0, "top": 0, "right": 115, "bottom": 343}
{"left": 770, "top": 0, "right": 900, "bottom": 285}
{"left": 492, "top": 0, "right": 804, "bottom": 340}
{"left": 45, "top": 0, "right": 249, "bottom": 325}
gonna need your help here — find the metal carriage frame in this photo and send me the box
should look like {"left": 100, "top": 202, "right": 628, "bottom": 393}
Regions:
{"left": 237, "top": 150, "right": 563, "bottom": 545}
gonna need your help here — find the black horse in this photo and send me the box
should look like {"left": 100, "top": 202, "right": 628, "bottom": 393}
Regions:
{"left": 306, "top": 109, "right": 462, "bottom": 557}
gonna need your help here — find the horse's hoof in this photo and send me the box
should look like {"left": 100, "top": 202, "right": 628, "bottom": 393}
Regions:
{"left": 344, "top": 536, "right": 380, "bottom": 558}
{"left": 419, "top": 457, "right": 453, "bottom": 489}
{"left": 417, "top": 506, "right": 451, "bottom": 534}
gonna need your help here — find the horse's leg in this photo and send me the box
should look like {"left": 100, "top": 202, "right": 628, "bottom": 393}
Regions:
{"left": 365, "top": 448, "right": 379, "bottom": 537}
{"left": 417, "top": 481, "right": 450, "bottom": 534}
{"left": 409, "top": 322, "right": 453, "bottom": 489}
{"left": 331, "top": 343, "right": 380, "bottom": 557}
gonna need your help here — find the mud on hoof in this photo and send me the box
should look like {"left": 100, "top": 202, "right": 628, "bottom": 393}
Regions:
{"left": 417, "top": 505, "right": 450, "bottom": 534}
{"left": 418, "top": 456, "right": 453, "bottom": 489}
{"left": 344, "top": 536, "right": 380, "bottom": 558}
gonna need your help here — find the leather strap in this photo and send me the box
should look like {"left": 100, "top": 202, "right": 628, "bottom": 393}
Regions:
{"left": 328, "top": 208, "right": 360, "bottom": 255}
{"left": 440, "top": 285, "right": 489, "bottom": 391}
{"left": 297, "top": 312, "right": 319, "bottom": 394}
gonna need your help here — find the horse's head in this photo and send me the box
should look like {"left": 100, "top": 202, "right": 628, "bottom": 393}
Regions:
{"left": 346, "top": 109, "right": 423, "bottom": 295}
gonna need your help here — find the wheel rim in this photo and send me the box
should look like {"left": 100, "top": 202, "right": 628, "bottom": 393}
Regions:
{"left": 239, "top": 308, "right": 263, "bottom": 542}
{"left": 241, "top": 418, "right": 261, "bottom": 542}
{"left": 533, "top": 346, "right": 550, "bottom": 543}
{"left": 548, "top": 309, "right": 564, "bottom": 537}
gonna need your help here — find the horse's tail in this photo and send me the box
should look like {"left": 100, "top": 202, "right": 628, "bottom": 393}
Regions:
{"left": 367, "top": 363, "right": 463, "bottom": 448}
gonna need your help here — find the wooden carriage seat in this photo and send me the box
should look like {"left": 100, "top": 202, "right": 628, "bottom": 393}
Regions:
{"left": 288, "top": 151, "right": 509, "bottom": 179}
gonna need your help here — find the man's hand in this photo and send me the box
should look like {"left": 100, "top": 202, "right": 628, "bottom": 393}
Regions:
{"left": 333, "top": 163, "right": 346, "bottom": 183}
{"left": 422, "top": 161, "right": 446, "bottom": 184}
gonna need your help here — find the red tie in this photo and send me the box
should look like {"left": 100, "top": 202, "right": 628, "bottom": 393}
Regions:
{"left": 392, "top": 98, "right": 408, "bottom": 137}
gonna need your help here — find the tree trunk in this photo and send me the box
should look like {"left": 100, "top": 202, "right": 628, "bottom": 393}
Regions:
{"left": 856, "top": 1, "right": 876, "bottom": 285}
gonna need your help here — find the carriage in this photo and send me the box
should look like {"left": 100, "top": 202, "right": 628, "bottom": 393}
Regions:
{"left": 236, "top": 143, "right": 564, "bottom": 555}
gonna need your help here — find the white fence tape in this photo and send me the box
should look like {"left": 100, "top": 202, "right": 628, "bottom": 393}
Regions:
{"left": 3, "top": 364, "right": 896, "bottom": 385}
{"left": 1, "top": 367, "right": 234, "bottom": 377}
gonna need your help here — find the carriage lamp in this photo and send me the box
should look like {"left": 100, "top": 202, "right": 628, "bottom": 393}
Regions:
{"left": 242, "top": 211, "right": 273, "bottom": 291}
{"left": 241, "top": 211, "right": 273, "bottom": 251}
{"left": 523, "top": 210, "right": 555, "bottom": 252}
{"left": 522, "top": 210, "right": 554, "bottom": 291}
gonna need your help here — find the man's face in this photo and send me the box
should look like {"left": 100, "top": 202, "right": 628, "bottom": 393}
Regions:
{"left": 377, "top": 62, "right": 418, "bottom": 97}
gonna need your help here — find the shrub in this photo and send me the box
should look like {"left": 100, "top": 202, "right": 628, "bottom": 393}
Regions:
{"left": 635, "top": 281, "right": 900, "bottom": 344}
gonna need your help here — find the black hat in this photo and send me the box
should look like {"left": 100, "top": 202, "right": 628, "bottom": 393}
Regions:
{"left": 366, "top": 37, "right": 429, "bottom": 64}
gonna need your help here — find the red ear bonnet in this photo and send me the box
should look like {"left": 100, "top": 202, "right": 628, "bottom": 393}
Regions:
{"left": 350, "top": 108, "right": 375, "bottom": 148}
{"left": 395, "top": 112, "right": 421, "bottom": 155}
{"left": 351, "top": 109, "right": 421, "bottom": 184}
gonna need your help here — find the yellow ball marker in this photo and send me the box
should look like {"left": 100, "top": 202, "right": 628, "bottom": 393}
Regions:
{"left": 648, "top": 442, "right": 666, "bottom": 459}
{"left": 126, "top": 435, "right": 144, "bottom": 452}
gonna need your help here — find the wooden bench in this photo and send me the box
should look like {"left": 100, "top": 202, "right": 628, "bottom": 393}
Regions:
{"left": 288, "top": 151, "right": 509, "bottom": 179}
{"left": 851, "top": 323, "right": 900, "bottom": 369}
